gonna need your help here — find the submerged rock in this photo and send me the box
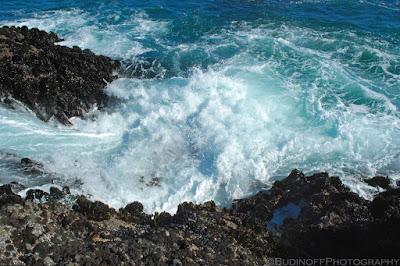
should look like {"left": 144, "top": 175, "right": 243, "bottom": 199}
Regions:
{"left": 0, "top": 26, "right": 120, "bottom": 125}
{"left": 20, "top": 157, "right": 44, "bottom": 175}
{"left": 0, "top": 152, "right": 46, "bottom": 178}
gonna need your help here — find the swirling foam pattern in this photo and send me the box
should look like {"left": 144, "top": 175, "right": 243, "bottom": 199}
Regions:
{"left": 1, "top": 0, "right": 399, "bottom": 212}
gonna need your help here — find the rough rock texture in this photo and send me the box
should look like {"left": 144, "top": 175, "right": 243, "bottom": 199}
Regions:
{"left": 0, "top": 170, "right": 399, "bottom": 265}
{"left": 365, "top": 175, "right": 391, "bottom": 190}
{"left": 233, "top": 170, "right": 400, "bottom": 258}
{"left": 0, "top": 26, "right": 120, "bottom": 125}
{"left": 0, "top": 184, "right": 272, "bottom": 265}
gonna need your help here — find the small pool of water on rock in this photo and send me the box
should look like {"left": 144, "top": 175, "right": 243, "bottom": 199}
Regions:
{"left": 267, "top": 201, "right": 306, "bottom": 232}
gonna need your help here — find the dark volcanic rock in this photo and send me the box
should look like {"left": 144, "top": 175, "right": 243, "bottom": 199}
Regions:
{"left": 0, "top": 26, "right": 120, "bottom": 125}
{"left": 365, "top": 175, "right": 391, "bottom": 189}
{"left": 370, "top": 188, "right": 400, "bottom": 219}
{"left": 25, "top": 189, "right": 50, "bottom": 202}
{"left": 49, "top": 186, "right": 64, "bottom": 200}
{"left": 1, "top": 170, "right": 400, "bottom": 264}
{"left": 73, "top": 196, "right": 113, "bottom": 221}
{"left": 233, "top": 170, "right": 400, "bottom": 258}
{"left": 20, "top": 157, "right": 44, "bottom": 175}
{"left": 0, "top": 184, "right": 23, "bottom": 206}
{"left": 122, "top": 201, "right": 144, "bottom": 215}
{"left": 0, "top": 189, "right": 271, "bottom": 265}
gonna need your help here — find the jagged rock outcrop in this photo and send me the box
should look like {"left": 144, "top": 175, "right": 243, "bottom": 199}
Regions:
{"left": 0, "top": 26, "right": 120, "bottom": 125}
{"left": 0, "top": 170, "right": 399, "bottom": 265}
{"left": 233, "top": 170, "right": 400, "bottom": 258}
{"left": 0, "top": 184, "right": 272, "bottom": 265}
{"left": 365, "top": 175, "right": 391, "bottom": 190}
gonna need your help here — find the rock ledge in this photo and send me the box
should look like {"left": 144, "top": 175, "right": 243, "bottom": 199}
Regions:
{"left": 0, "top": 26, "right": 120, "bottom": 125}
{"left": 0, "top": 170, "right": 399, "bottom": 265}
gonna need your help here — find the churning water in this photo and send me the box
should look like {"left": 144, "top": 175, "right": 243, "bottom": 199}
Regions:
{"left": 1, "top": 0, "right": 399, "bottom": 212}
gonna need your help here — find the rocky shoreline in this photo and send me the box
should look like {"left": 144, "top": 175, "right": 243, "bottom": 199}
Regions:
{"left": 0, "top": 26, "right": 120, "bottom": 125}
{"left": 0, "top": 26, "right": 400, "bottom": 264}
{"left": 0, "top": 170, "right": 399, "bottom": 265}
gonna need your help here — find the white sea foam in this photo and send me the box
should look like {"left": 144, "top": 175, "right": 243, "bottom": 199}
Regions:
{"left": 4, "top": 9, "right": 168, "bottom": 59}
{"left": 0, "top": 9, "right": 399, "bottom": 213}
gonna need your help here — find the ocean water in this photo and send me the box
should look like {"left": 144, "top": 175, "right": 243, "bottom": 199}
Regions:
{"left": 0, "top": 0, "right": 399, "bottom": 212}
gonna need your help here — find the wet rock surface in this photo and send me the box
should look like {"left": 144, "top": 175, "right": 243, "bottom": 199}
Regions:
{"left": 0, "top": 152, "right": 45, "bottom": 178}
{"left": 233, "top": 170, "right": 400, "bottom": 258}
{"left": 0, "top": 170, "right": 399, "bottom": 265}
{"left": 364, "top": 175, "right": 391, "bottom": 190}
{"left": 0, "top": 26, "right": 120, "bottom": 125}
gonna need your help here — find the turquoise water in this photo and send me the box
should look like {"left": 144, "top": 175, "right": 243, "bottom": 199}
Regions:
{"left": 1, "top": 1, "right": 399, "bottom": 212}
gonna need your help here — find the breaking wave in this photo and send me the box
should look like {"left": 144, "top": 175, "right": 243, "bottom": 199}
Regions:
{"left": 1, "top": 1, "right": 400, "bottom": 212}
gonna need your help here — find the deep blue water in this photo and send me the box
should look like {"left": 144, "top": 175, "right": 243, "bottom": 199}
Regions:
{"left": 0, "top": 0, "right": 399, "bottom": 212}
